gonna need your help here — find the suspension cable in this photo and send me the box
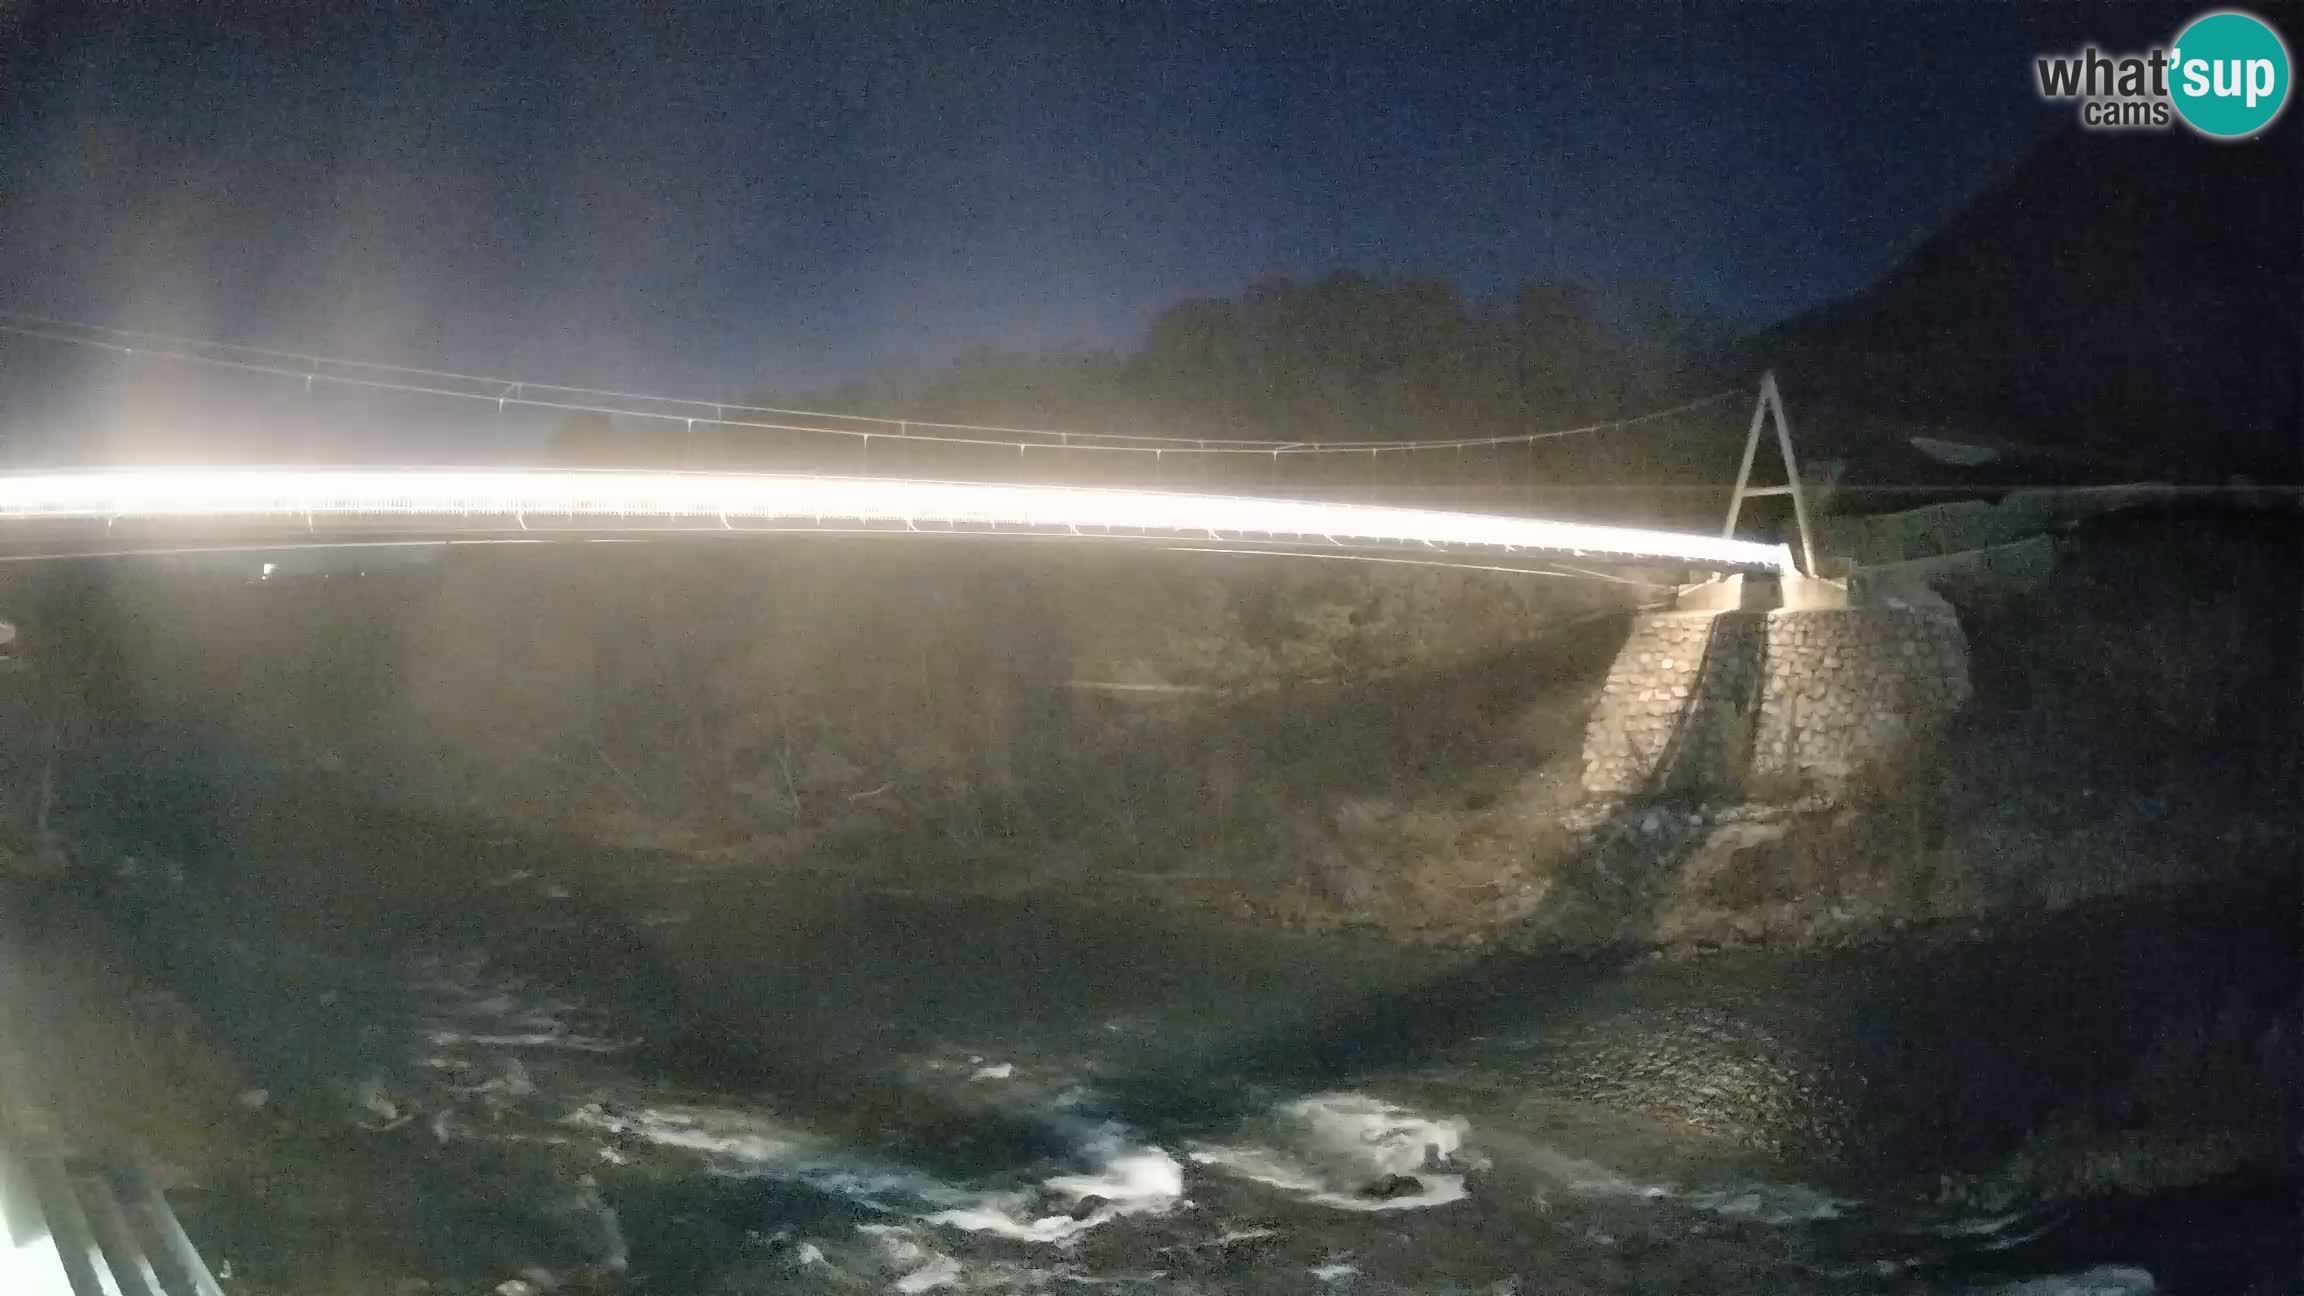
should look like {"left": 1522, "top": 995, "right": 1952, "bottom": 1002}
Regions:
{"left": 0, "top": 315, "right": 1740, "bottom": 458}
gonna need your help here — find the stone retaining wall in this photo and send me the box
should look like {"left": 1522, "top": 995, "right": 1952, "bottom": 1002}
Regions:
{"left": 1582, "top": 606, "right": 1970, "bottom": 799}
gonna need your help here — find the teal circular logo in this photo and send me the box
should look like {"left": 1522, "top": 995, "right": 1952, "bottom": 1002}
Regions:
{"left": 2169, "top": 10, "right": 2291, "bottom": 137}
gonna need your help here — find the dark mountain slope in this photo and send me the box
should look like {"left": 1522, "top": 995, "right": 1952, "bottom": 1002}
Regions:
{"left": 1738, "top": 121, "right": 2300, "bottom": 489}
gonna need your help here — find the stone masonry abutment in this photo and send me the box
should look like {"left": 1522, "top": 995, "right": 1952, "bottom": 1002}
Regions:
{"left": 1581, "top": 601, "right": 1971, "bottom": 800}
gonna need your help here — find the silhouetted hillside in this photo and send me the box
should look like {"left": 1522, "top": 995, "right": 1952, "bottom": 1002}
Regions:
{"left": 1741, "top": 123, "right": 2300, "bottom": 488}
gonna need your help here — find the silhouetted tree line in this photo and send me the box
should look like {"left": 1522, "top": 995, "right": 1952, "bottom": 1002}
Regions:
{"left": 551, "top": 272, "right": 1746, "bottom": 488}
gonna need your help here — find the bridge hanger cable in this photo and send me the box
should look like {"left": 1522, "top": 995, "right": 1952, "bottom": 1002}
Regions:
{"left": 0, "top": 315, "right": 1740, "bottom": 457}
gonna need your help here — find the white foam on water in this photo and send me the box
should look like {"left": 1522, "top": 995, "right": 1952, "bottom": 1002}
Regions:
{"left": 899, "top": 1043, "right": 1084, "bottom": 1106}
{"left": 1974, "top": 1216, "right": 2071, "bottom": 1254}
{"left": 1681, "top": 1183, "right": 1851, "bottom": 1225}
{"left": 569, "top": 1102, "right": 1183, "bottom": 1245}
{"left": 1310, "top": 1262, "right": 1362, "bottom": 1281}
{"left": 895, "top": 1254, "right": 965, "bottom": 1293}
{"left": 425, "top": 1029, "right": 630, "bottom": 1052}
{"left": 859, "top": 1225, "right": 965, "bottom": 1293}
{"left": 1978, "top": 1266, "right": 2155, "bottom": 1295}
{"left": 566, "top": 1102, "right": 811, "bottom": 1169}
{"left": 404, "top": 955, "right": 629, "bottom": 1058}
{"left": 1549, "top": 1159, "right": 1852, "bottom": 1226}
{"left": 924, "top": 1129, "right": 1186, "bottom": 1244}
{"left": 565, "top": 1100, "right": 959, "bottom": 1215}
{"left": 1925, "top": 1213, "right": 2027, "bottom": 1238}
{"left": 1187, "top": 1092, "right": 1478, "bottom": 1213}
{"left": 857, "top": 1224, "right": 1100, "bottom": 1294}
{"left": 1216, "top": 1226, "right": 1279, "bottom": 1245}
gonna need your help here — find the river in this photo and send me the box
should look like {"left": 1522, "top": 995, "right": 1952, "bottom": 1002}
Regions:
{"left": 29, "top": 743, "right": 2304, "bottom": 1296}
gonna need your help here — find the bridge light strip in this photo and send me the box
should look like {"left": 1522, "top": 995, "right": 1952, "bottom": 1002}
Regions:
{"left": 0, "top": 469, "right": 1793, "bottom": 571}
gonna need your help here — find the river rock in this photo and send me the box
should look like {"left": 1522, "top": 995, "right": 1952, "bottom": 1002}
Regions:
{"left": 1359, "top": 1174, "right": 1423, "bottom": 1200}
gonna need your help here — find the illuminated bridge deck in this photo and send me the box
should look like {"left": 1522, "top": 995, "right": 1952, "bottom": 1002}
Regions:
{"left": 0, "top": 468, "right": 1795, "bottom": 572}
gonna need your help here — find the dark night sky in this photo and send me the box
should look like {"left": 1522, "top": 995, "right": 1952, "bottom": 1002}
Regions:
{"left": 0, "top": 1, "right": 2214, "bottom": 396}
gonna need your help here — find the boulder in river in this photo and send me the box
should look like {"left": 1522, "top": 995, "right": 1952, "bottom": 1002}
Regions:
{"left": 1359, "top": 1174, "right": 1424, "bottom": 1201}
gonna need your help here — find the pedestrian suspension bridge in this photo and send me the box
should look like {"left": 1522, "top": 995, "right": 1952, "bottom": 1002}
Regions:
{"left": 0, "top": 316, "right": 1824, "bottom": 580}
